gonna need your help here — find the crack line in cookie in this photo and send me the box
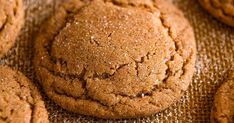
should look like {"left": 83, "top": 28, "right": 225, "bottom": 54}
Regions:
{"left": 0, "top": 13, "right": 8, "bottom": 33}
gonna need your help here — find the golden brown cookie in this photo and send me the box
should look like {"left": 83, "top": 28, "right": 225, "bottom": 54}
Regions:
{"left": 34, "top": 0, "right": 196, "bottom": 119}
{"left": 211, "top": 70, "right": 234, "bottom": 123}
{"left": 199, "top": 0, "right": 234, "bottom": 27}
{"left": 0, "top": 66, "right": 49, "bottom": 123}
{"left": 0, "top": 0, "right": 24, "bottom": 58}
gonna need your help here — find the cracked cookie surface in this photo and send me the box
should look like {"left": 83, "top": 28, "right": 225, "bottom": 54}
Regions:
{"left": 34, "top": 0, "right": 196, "bottom": 119}
{"left": 0, "top": 66, "right": 49, "bottom": 123}
{"left": 0, "top": 0, "right": 24, "bottom": 58}
{"left": 199, "top": 0, "right": 234, "bottom": 27}
{"left": 211, "top": 70, "right": 234, "bottom": 123}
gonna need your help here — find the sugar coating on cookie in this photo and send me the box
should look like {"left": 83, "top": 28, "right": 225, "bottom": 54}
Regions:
{"left": 199, "top": 0, "right": 234, "bottom": 27}
{"left": 211, "top": 70, "right": 234, "bottom": 123}
{"left": 0, "top": 66, "right": 49, "bottom": 123}
{"left": 34, "top": 0, "right": 196, "bottom": 119}
{"left": 0, "top": 0, "right": 24, "bottom": 57}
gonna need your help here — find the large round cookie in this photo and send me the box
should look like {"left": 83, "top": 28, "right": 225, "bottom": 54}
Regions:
{"left": 0, "top": 0, "right": 24, "bottom": 58}
{"left": 211, "top": 70, "right": 234, "bottom": 123}
{"left": 34, "top": 0, "right": 196, "bottom": 119}
{"left": 0, "top": 66, "right": 49, "bottom": 123}
{"left": 199, "top": 0, "right": 234, "bottom": 27}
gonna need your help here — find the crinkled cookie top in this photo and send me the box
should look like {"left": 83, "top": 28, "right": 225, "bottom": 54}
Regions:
{"left": 0, "top": 0, "right": 24, "bottom": 57}
{"left": 0, "top": 66, "right": 48, "bottom": 123}
{"left": 34, "top": 0, "right": 196, "bottom": 119}
{"left": 211, "top": 70, "right": 234, "bottom": 123}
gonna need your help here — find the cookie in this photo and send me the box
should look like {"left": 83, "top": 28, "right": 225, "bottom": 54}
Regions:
{"left": 211, "top": 70, "right": 234, "bottom": 123}
{"left": 199, "top": 0, "right": 234, "bottom": 27}
{"left": 0, "top": 0, "right": 24, "bottom": 58}
{"left": 34, "top": 0, "right": 196, "bottom": 119}
{"left": 0, "top": 66, "right": 49, "bottom": 123}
